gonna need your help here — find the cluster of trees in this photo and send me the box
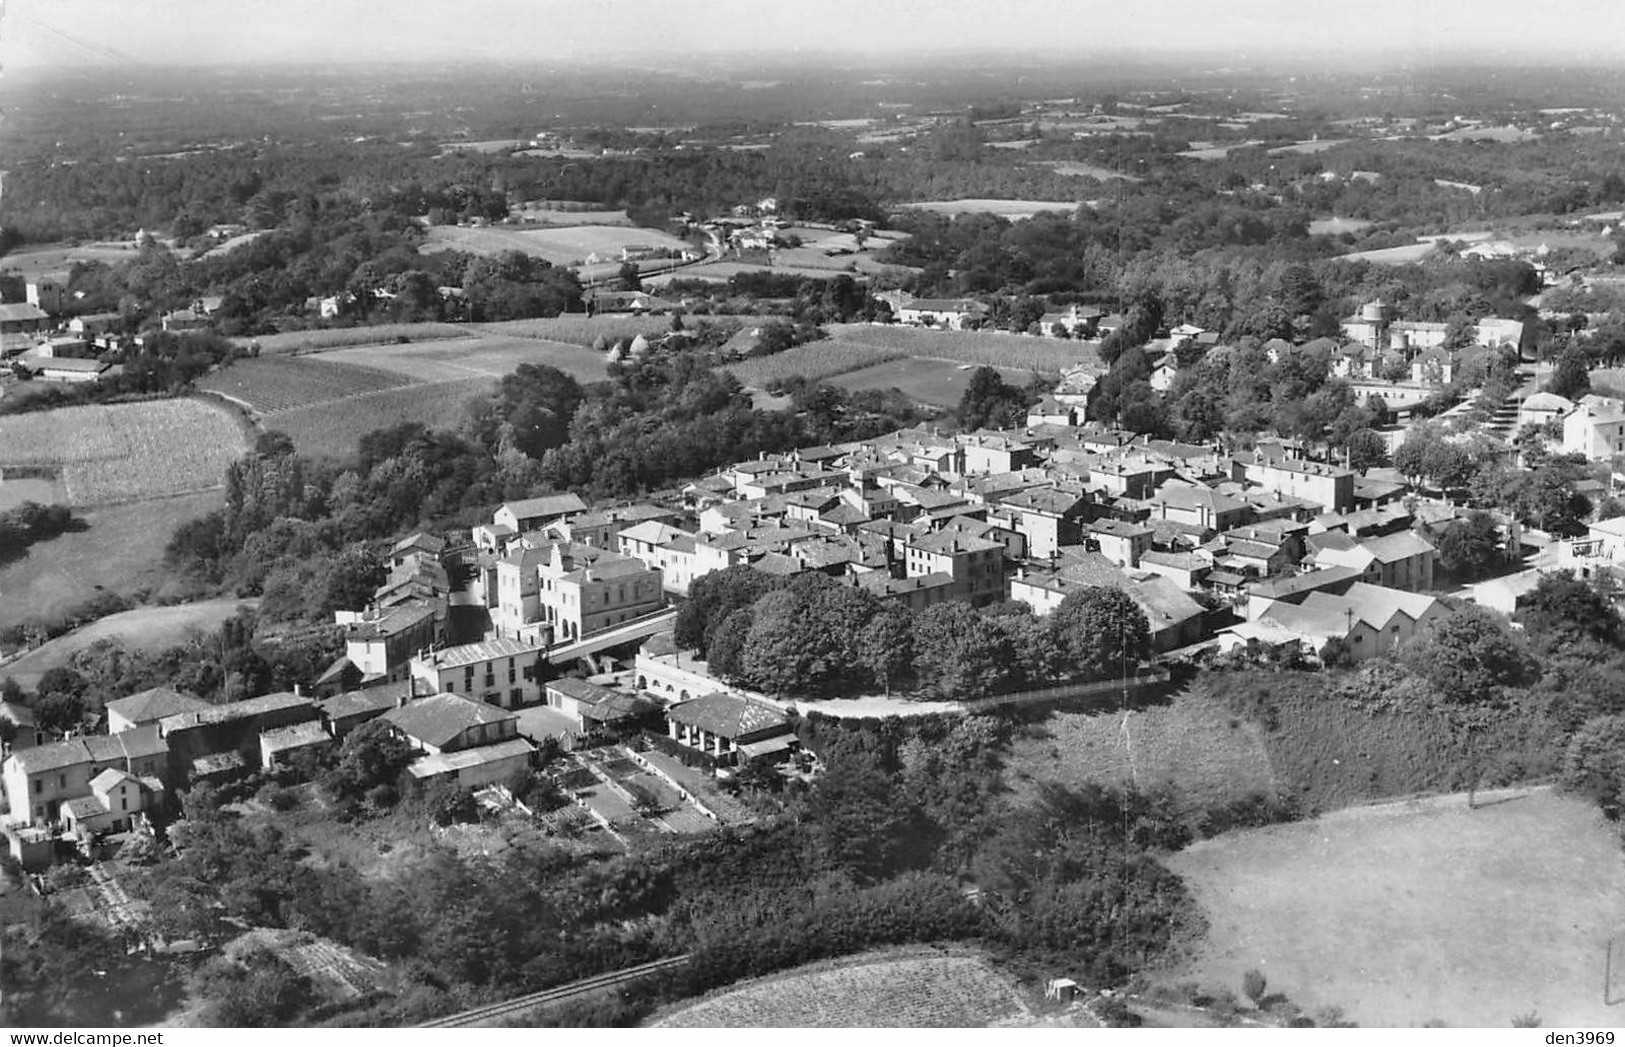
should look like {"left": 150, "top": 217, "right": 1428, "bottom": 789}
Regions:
{"left": 0, "top": 502, "right": 78, "bottom": 562}
{"left": 2, "top": 607, "right": 342, "bottom": 735}
{"left": 2, "top": 330, "right": 242, "bottom": 415}
{"left": 676, "top": 568, "right": 1151, "bottom": 701}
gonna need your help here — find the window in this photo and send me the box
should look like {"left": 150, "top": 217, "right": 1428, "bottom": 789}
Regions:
{"left": 510, "top": 688, "right": 523, "bottom": 705}
{"left": 58, "top": 774, "right": 65, "bottom": 788}
{"left": 33, "top": 779, "right": 42, "bottom": 794}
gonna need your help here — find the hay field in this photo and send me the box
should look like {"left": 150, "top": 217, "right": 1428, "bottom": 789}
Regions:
{"left": 651, "top": 950, "right": 1033, "bottom": 1028}
{"left": 1162, "top": 786, "right": 1625, "bottom": 1028}
{"left": 0, "top": 399, "right": 247, "bottom": 506}
{"left": 230, "top": 324, "right": 468, "bottom": 355}
{"left": 420, "top": 224, "right": 690, "bottom": 265}
{"left": 724, "top": 341, "right": 905, "bottom": 387}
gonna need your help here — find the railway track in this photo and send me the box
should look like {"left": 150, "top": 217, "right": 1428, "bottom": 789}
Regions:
{"left": 417, "top": 954, "right": 693, "bottom": 1028}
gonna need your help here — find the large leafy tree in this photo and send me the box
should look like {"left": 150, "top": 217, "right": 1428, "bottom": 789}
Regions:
{"left": 1516, "top": 570, "right": 1622, "bottom": 647}
{"left": 1050, "top": 587, "right": 1151, "bottom": 679}
{"left": 1399, "top": 606, "right": 1539, "bottom": 707}
{"left": 1435, "top": 510, "right": 1502, "bottom": 579}
{"left": 911, "top": 601, "right": 1014, "bottom": 700}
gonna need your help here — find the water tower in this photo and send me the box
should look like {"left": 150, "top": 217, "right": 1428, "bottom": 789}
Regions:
{"left": 1359, "top": 299, "right": 1390, "bottom": 349}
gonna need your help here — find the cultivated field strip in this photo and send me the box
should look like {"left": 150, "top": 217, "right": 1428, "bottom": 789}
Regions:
{"left": 196, "top": 355, "right": 415, "bottom": 412}
{"left": 418, "top": 955, "right": 692, "bottom": 1027}
{"left": 0, "top": 400, "right": 248, "bottom": 506}
{"left": 653, "top": 952, "right": 1033, "bottom": 1027}
{"left": 826, "top": 322, "right": 1099, "bottom": 374}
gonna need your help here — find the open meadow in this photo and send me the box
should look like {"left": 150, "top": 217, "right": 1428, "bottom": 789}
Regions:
{"left": 826, "top": 323, "right": 1100, "bottom": 374}
{"left": 0, "top": 489, "right": 226, "bottom": 630}
{"left": 650, "top": 948, "right": 1034, "bottom": 1028}
{"left": 1161, "top": 786, "right": 1625, "bottom": 1028}
{"left": 420, "top": 224, "right": 691, "bottom": 265}
{"left": 830, "top": 357, "right": 1041, "bottom": 408}
{"left": 265, "top": 379, "right": 495, "bottom": 459}
{"left": 0, "top": 399, "right": 247, "bottom": 506}
{"left": 0, "top": 597, "right": 259, "bottom": 688}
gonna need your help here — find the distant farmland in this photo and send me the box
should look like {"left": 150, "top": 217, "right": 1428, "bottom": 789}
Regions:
{"left": 419, "top": 224, "right": 691, "bottom": 266}
{"left": 200, "top": 332, "right": 616, "bottom": 460}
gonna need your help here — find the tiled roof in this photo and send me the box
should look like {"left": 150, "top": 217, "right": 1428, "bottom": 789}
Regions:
{"left": 418, "top": 637, "right": 542, "bottom": 671}
{"left": 384, "top": 693, "right": 514, "bottom": 750}
{"left": 501, "top": 493, "right": 588, "bottom": 520}
{"left": 666, "top": 693, "right": 788, "bottom": 738}
{"left": 105, "top": 687, "right": 210, "bottom": 726}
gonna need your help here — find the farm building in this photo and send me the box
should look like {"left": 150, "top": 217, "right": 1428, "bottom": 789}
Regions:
{"left": 14, "top": 355, "right": 119, "bottom": 384}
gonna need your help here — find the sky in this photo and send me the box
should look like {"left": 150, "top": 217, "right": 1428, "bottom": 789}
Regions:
{"left": 2, "top": 0, "right": 1624, "bottom": 68}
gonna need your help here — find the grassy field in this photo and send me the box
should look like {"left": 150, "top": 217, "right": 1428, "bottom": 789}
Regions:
{"left": 829, "top": 357, "right": 1042, "bottom": 408}
{"left": 901, "top": 199, "right": 1082, "bottom": 219}
{"left": 724, "top": 341, "right": 905, "bottom": 387}
{"left": 0, "top": 399, "right": 247, "bottom": 506}
{"left": 0, "top": 597, "right": 259, "bottom": 688}
{"left": 1030, "top": 160, "right": 1139, "bottom": 181}
{"left": 650, "top": 948, "right": 1033, "bottom": 1027}
{"left": 420, "top": 224, "right": 690, "bottom": 265}
{"left": 1003, "top": 688, "right": 1278, "bottom": 816}
{"left": 1338, "top": 242, "right": 1440, "bottom": 265}
{"left": 266, "top": 379, "right": 495, "bottom": 460}
{"left": 230, "top": 324, "right": 469, "bottom": 355}
{"left": 196, "top": 356, "right": 415, "bottom": 412}
{"left": 1161, "top": 786, "right": 1625, "bottom": 1028}
{"left": 826, "top": 323, "right": 1100, "bottom": 374}
{"left": 1308, "top": 216, "right": 1374, "bottom": 236}
{"left": 0, "top": 489, "right": 226, "bottom": 630}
